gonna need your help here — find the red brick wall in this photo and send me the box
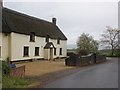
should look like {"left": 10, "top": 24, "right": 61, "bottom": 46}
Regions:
{"left": 10, "top": 65, "right": 25, "bottom": 77}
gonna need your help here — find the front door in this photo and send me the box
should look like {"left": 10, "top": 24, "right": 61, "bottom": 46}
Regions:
{"left": 50, "top": 48, "right": 53, "bottom": 60}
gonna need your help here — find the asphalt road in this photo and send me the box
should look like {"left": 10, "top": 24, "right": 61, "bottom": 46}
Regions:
{"left": 44, "top": 58, "right": 118, "bottom": 88}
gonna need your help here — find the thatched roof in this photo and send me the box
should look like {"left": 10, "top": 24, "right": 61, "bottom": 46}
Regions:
{"left": 2, "top": 8, "right": 67, "bottom": 40}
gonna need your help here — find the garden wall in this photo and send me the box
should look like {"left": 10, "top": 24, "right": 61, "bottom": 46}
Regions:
{"left": 65, "top": 53, "right": 106, "bottom": 66}
{"left": 10, "top": 65, "right": 25, "bottom": 77}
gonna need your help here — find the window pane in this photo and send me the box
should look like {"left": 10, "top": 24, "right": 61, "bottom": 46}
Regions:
{"left": 35, "top": 47, "right": 39, "bottom": 56}
{"left": 54, "top": 48, "right": 56, "bottom": 55}
{"left": 46, "top": 35, "right": 49, "bottom": 42}
{"left": 57, "top": 38, "right": 60, "bottom": 44}
{"left": 24, "top": 46, "right": 29, "bottom": 56}
{"left": 60, "top": 48, "right": 62, "bottom": 55}
{"left": 30, "top": 32, "right": 35, "bottom": 42}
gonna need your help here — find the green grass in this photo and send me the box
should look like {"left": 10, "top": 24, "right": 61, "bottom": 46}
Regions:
{"left": 2, "top": 75, "right": 31, "bottom": 88}
{"left": 1, "top": 61, "right": 32, "bottom": 88}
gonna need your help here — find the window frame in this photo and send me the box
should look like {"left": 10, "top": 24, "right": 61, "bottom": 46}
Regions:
{"left": 23, "top": 46, "right": 29, "bottom": 57}
{"left": 30, "top": 32, "right": 35, "bottom": 42}
{"left": 59, "top": 48, "right": 62, "bottom": 55}
{"left": 54, "top": 48, "right": 56, "bottom": 55}
{"left": 46, "top": 35, "right": 50, "bottom": 42}
{"left": 35, "top": 47, "right": 39, "bottom": 56}
{"left": 57, "top": 38, "right": 60, "bottom": 44}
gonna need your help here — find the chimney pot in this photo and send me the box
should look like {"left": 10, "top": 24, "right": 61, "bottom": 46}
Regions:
{"left": 52, "top": 18, "right": 56, "bottom": 25}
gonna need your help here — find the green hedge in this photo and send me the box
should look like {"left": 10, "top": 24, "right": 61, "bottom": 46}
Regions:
{"left": 102, "top": 49, "right": 120, "bottom": 57}
{"left": 2, "top": 61, "right": 10, "bottom": 75}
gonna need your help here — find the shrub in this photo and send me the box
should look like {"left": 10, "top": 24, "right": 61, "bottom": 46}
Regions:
{"left": 77, "top": 49, "right": 88, "bottom": 56}
{"left": 2, "top": 61, "right": 10, "bottom": 75}
{"left": 102, "top": 49, "right": 120, "bottom": 57}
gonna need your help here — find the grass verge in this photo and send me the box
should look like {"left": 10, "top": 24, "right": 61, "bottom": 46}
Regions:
{"left": 2, "top": 75, "right": 31, "bottom": 88}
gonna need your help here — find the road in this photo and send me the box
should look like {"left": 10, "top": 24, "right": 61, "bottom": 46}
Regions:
{"left": 44, "top": 58, "right": 118, "bottom": 88}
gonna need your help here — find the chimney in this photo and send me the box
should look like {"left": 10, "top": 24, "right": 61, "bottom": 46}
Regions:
{"left": 52, "top": 18, "right": 56, "bottom": 25}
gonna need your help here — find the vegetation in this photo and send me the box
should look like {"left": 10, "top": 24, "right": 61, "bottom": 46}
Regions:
{"left": 99, "top": 49, "right": 120, "bottom": 57}
{"left": 2, "top": 61, "right": 10, "bottom": 75}
{"left": 67, "top": 49, "right": 76, "bottom": 53}
{"left": 76, "top": 33, "right": 99, "bottom": 55}
{"left": 2, "top": 61, "right": 31, "bottom": 88}
{"left": 100, "top": 26, "right": 120, "bottom": 56}
{"left": 2, "top": 75, "right": 31, "bottom": 88}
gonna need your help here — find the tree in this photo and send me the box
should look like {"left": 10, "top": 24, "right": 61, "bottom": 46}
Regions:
{"left": 100, "top": 26, "right": 119, "bottom": 55}
{"left": 76, "top": 33, "right": 99, "bottom": 55}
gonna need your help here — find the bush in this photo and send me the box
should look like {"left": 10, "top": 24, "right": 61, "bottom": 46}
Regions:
{"left": 2, "top": 61, "right": 10, "bottom": 75}
{"left": 102, "top": 49, "right": 120, "bottom": 57}
{"left": 78, "top": 49, "right": 88, "bottom": 56}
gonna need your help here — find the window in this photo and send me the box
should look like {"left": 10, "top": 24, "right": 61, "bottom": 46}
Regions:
{"left": 60, "top": 48, "right": 62, "bottom": 55}
{"left": 46, "top": 35, "right": 49, "bottom": 42}
{"left": 57, "top": 38, "right": 60, "bottom": 44}
{"left": 54, "top": 48, "right": 56, "bottom": 55}
{"left": 0, "top": 46, "right": 1, "bottom": 57}
{"left": 35, "top": 47, "right": 39, "bottom": 56}
{"left": 23, "top": 46, "right": 29, "bottom": 57}
{"left": 30, "top": 32, "right": 35, "bottom": 42}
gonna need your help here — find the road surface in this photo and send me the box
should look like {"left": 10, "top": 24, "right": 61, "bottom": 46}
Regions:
{"left": 44, "top": 58, "right": 118, "bottom": 88}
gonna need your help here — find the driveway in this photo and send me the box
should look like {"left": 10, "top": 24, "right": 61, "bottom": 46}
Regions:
{"left": 44, "top": 57, "right": 118, "bottom": 88}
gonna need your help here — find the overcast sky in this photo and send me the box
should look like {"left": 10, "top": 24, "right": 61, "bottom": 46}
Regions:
{"left": 3, "top": 0, "right": 118, "bottom": 45}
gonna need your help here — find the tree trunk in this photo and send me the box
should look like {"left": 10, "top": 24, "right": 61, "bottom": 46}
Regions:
{"left": 111, "top": 45, "right": 114, "bottom": 56}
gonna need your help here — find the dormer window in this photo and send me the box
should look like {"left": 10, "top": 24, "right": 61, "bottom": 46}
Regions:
{"left": 57, "top": 37, "right": 60, "bottom": 44}
{"left": 30, "top": 32, "right": 35, "bottom": 42}
{"left": 46, "top": 35, "right": 50, "bottom": 42}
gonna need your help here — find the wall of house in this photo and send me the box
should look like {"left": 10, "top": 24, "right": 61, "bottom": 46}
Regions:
{"left": 50, "top": 39, "right": 67, "bottom": 58}
{"left": 11, "top": 32, "right": 46, "bottom": 61}
{"left": 6, "top": 32, "right": 67, "bottom": 61}
{"left": 0, "top": 33, "right": 10, "bottom": 61}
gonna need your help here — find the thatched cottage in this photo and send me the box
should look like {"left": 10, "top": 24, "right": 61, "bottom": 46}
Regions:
{"left": 0, "top": 8, "right": 67, "bottom": 62}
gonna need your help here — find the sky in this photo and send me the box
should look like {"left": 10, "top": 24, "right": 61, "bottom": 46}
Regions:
{"left": 3, "top": 0, "right": 118, "bottom": 47}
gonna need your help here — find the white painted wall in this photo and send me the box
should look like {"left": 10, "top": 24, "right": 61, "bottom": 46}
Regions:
{"left": 11, "top": 32, "right": 46, "bottom": 61}
{"left": 50, "top": 39, "right": 67, "bottom": 58}
{"left": 0, "top": 33, "right": 9, "bottom": 61}
{"left": 1, "top": 32, "right": 67, "bottom": 61}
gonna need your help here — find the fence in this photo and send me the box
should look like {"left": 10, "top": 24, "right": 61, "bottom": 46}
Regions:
{"left": 10, "top": 65, "right": 25, "bottom": 77}
{"left": 65, "top": 53, "right": 106, "bottom": 66}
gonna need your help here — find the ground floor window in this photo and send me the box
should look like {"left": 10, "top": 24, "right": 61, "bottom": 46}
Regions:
{"left": 60, "top": 48, "right": 62, "bottom": 55}
{"left": 54, "top": 48, "right": 56, "bottom": 55}
{"left": 35, "top": 47, "right": 39, "bottom": 56}
{"left": 23, "top": 46, "right": 29, "bottom": 57}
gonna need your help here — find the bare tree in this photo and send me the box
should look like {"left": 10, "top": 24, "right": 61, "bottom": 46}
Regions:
{"left": 101, "top": 26, "right": 119, "bottom": 55}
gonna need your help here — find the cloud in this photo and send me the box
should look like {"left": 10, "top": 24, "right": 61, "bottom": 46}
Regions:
{"left": 4, "top": 2, "right": 118, "bottom": 45}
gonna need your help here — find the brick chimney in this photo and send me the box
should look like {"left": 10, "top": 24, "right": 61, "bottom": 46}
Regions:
{"left": 52, "top": 18, "right": 56, "bottom": 25}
